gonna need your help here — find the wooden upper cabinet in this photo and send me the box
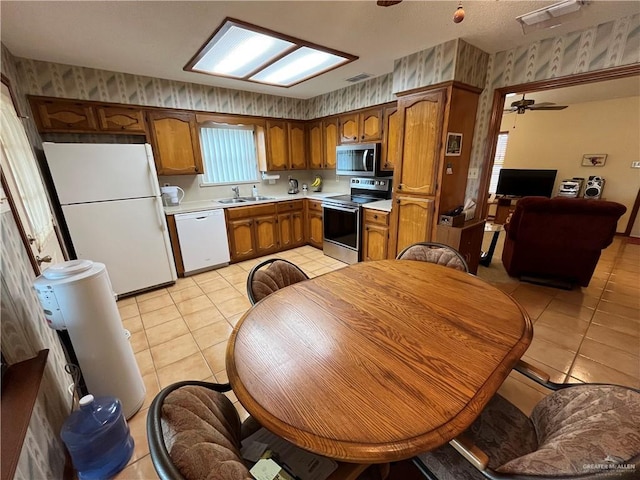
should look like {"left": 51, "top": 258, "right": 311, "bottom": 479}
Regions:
{"left": 381, "top": 106, "right": 400, "bottom": 172}
{"left": 359, "top": 107, "right": 383, "bottom": 142}
{"left": 338, "top": 108, "right": 382, "bottom": 144}
{"left": 288, "top": 122, "right": 307, "bottom": 170}
{"left": 96, "top": 106, "right": 146, "bottom": 133}
{"left": 266, "top": 120, "right": 288, "bottom": 171}
{"left": 323, "top": 118, "right": 338, "bottom": 170}
{"left": 147, "top": 110, "right": 204, "bottom": 176}
{"left": 338, "top": 113, "right": 359, "bottom": 144}
{"left": 307, "top": 121, "right": 324, "bottom": 170}
{"left": 395, "top": 91, "right": 445, "bottom": 196}
{"left": 266, "top": 120, "right": 307, "bottom": 171}
{"left": 30, "top": 97, "right": 99, "bottom": 133}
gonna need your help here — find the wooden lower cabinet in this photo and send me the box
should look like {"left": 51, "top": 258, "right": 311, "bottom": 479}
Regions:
{"left": 278, "top": 211, "right": 305, "bottom": 249}
{"left": 362, "top": 209, "right": 390, "bottom": 261}
{"left": 306, "top": 199, "right": 324, "bottom": 249}
{"left": 225, "top": 201, "right": 307, "bottom": 263}
{"left": 227, "top": 218, "right": 256, "bottom": 261}
{"left": 254, "top": 215, "right": 278, "bottom": 254}
{"left": 165, "top": 214, "right": 185, "bottom": 276}
{"left": 277, "top": 201, "right": 305, "bottom": 250}
{"left": 435, "top": 220, "right": 485, "bottom": 274}
{"left": 390, "top": 195, "right": 435, "bottom": 258}
{"left": 226, "top": 204, "right": 278, "bottom": 262}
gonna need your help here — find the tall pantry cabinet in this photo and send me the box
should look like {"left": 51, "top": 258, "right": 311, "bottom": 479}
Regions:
{"left": 388, "top": 83, "right": 482, "bottom": 261}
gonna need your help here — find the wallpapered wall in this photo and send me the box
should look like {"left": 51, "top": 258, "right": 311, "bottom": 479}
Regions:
{"left": 466, "top": 13, "right": 640, "bottom": 202}
{"left": 392, "top": 39, "right": 489, "bottom": 93}
{"left": 1, "top": 44, "right": 71, "bottom": 480}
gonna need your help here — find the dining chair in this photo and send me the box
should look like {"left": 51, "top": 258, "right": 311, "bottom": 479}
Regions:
{"left": 147, "top": 380, "right": 254, "bottom": 480}
{"left": 412, "top": 360, "right": 640, "bottom": 480}
{"left": 147, "top": 380, "right": 390, "bottom": 480}
{"left": 246, "top": 258, "right": 309, "bottom": 305}
{"left": 396, "top": 242, "right": 469, "bottom": 272}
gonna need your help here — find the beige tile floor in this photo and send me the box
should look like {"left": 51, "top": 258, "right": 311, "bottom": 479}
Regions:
{"left": 114, "top": 238, "right": 639, "bottom": 479}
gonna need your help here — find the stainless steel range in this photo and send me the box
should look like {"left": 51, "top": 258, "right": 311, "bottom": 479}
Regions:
{"left": 322, "top": 177, "right": 392, "bottom": 264}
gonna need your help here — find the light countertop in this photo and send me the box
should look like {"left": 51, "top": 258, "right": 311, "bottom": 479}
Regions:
{"left": 163, "top": 192, "right": 340, "bottom": 215}
{"left": 363, "top": 200, "right": 392, "bottom": 212}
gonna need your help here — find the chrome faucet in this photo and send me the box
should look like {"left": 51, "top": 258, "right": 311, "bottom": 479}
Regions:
{"left": 231, "top": 186, "right": 240, "bottom": 199}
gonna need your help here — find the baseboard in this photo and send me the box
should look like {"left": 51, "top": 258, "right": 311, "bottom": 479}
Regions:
{"left": 520, "top": 275, "right": 574, "bottom": 290}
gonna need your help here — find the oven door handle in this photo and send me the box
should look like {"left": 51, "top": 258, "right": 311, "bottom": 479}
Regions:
{"left": 322, "top": 204, "right": 359, "bottom": 214}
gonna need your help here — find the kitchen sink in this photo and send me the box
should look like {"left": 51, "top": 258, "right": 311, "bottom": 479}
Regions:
{"left": 216, "top": 196, "right": 276, "bottom": 204}
{"left": 239, "top": 196, "right": 276, "bottom": 201}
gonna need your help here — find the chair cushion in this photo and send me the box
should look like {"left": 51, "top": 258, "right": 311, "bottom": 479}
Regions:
{"left": 251, "top": 261, "right": 308, "bottom": 303}
{"left": 398, "top": 246, "right": 467, "bottom": 271}
{"left": 162, "top": 386, "right": 252, "bottom": 480}
{"left": 498, "top": 385, "right": 640, "bottom": 476}
{"left": 416, "top": 394, "right": 538, "bottom": 479}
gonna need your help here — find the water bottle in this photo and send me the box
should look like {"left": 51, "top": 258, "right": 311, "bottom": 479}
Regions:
{"left": 61, "top": 395, "right": 134, "bottom": 479}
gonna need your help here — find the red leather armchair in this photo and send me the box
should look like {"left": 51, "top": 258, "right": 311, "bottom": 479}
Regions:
{"left": 501, "top": 197, "right": 626, "bottom": 287}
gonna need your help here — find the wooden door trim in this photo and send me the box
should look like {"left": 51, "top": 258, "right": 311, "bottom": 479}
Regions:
{"left": 1, "top": 172, "right": 39, "bottom": 275}
{"left": 477, "top": 64, "right": 640, "bottom": 221}
{"left": 624, "top": 188, "right": 640, "bottom": 236}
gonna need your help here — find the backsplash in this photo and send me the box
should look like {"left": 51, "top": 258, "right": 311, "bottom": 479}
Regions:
{"left": 159, "top": 170, "right": 353, "bottom": 203}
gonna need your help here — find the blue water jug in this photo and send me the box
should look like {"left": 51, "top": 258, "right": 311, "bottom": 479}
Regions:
{"left": 61, "top": 394, "right": 134, "bottom": 479}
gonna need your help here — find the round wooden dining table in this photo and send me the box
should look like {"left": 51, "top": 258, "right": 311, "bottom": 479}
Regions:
{"left": 226, "top": 260, "right": 532, "bottom": 463}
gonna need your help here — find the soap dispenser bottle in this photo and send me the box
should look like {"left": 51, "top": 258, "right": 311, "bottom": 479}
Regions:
{"left": 252, "top": 185, "right": 258, "bottom": 197}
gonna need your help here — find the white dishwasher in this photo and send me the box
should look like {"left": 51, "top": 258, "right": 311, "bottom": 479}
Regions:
{"left": 175, "top": 209, "right": 230, "bottom": 275}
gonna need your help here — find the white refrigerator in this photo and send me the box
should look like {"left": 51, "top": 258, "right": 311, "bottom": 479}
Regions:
{"left": 43, "top": 142, "right": 177, "bottom": 296}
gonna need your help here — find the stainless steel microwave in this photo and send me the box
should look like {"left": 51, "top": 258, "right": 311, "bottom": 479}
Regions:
{"left": 335, "top": 143, "right": 391, "bottom": 177}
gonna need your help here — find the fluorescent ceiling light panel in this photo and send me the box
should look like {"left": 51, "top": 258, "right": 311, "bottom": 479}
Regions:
{"left": 250, "top": 47, "right": 349, "bottom": 86}
{"left": 193, "top": 27, "right": 293, "bottom": 77}
{"left": 185, "top": 18, "right": 357, "bottom": 87}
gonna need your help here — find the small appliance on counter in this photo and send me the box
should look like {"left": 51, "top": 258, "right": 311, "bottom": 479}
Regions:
{"left": 288, "top": 176, "right": 299, "bottom": 194}
{"left": 311, "top": 174, "right": 323, "bottom": 192}
{"left": 160, "top": 185, "right": 185, "bottom": 206}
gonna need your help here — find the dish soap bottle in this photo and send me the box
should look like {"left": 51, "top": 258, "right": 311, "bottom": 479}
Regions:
{"left": 252, "top": 185, "right": 258, "bottom": 197}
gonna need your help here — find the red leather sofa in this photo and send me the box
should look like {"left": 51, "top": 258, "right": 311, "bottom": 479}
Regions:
{"left": 501, "top": 197, "right": 627, "bottom": 287}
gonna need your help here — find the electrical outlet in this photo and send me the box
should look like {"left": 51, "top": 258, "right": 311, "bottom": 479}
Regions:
{"left": 631, "top": 161, "right": 640, "bottom": 168}
{"left": 468, "top": 168, "right": 479, "bottom": 179}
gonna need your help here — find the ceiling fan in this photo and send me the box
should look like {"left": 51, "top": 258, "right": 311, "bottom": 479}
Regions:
{"left": 505, "top": 95, "right": 569, "bottom": 114}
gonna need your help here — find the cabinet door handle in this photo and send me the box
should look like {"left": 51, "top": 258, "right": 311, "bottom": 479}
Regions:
{"left": 397, "top": 184, "right": 403, "bottom": 190}
{"left": 374, "top": 214, "right": 378, "bottom": 219}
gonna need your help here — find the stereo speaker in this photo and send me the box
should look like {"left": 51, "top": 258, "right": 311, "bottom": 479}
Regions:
{"left": 584, "top": 176, "right": 605, "bottom": 200}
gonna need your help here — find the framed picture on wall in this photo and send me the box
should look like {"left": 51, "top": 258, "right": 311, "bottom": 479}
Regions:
{"left": 582, "top": 154, "right": 607, "bottom": 167}
{"left": 445, "top": 133, "right": 463, "bottom": 156}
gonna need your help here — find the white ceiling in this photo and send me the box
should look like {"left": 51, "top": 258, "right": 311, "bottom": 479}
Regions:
{"left": 2, "top": 1, "right": 639, "bottom": 99}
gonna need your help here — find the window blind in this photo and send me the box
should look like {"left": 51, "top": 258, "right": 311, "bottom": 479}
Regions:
{"left": 200, "top": 125, "right": 259, "bottom": 185}
{"left": 488, "top": 132, "right": 509, "bottom": 194}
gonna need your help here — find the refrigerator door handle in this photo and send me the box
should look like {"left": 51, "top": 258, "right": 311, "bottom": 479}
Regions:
{"left": 144, "top": 144, "right": 161, "bottom": 197}
{"left": 153, "top": 197, "right": 167, "bottom": 231}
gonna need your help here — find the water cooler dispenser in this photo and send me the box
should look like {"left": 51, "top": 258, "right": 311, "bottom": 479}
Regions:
{"left": 33, "top": 260, "right": 145, "bottom": 419}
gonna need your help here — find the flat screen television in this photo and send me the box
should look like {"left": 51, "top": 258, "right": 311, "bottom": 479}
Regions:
{"left": 496, "top": 169, "right": 557, "bottom": 198}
